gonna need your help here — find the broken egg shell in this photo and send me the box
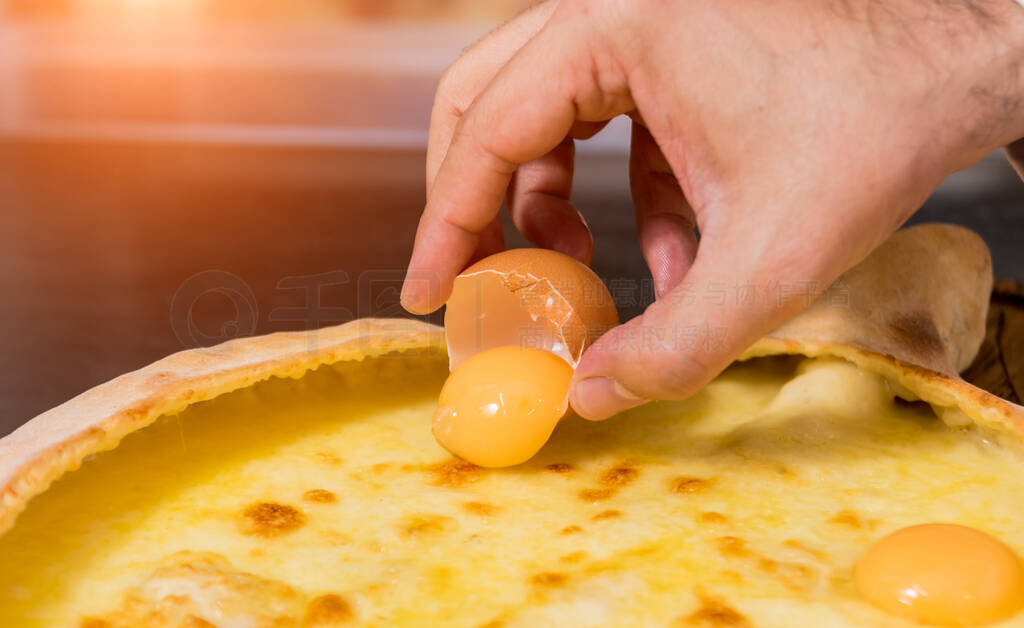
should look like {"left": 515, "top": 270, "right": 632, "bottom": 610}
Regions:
{"left": 444, "top": 248, "right": 619, "bottom": 371}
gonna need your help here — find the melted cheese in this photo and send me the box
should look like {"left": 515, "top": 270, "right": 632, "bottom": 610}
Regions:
{"left": 2, "top": 355, "right": 1024, "bottom": 627}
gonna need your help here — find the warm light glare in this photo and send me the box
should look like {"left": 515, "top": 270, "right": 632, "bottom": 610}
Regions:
{"left": 80, "top": 0, "right": 202, "bottom": 19}
{"left": 3, "top": 0, "right": 536, "bottom": 22}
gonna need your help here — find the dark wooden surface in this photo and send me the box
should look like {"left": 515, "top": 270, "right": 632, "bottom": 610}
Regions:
{"left": 1, "top": 139, "right": 1022, "bottom": 436}
{"left": 963, "top": 281, "right": 1024, "bottom": 404}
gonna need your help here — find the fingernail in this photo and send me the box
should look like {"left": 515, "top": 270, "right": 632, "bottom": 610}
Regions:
{"left": 571, "top": 377, "right": 645, "bottom": 421}
{"left": 553, "top": 240, "right": 591, "bottom": 265}
{"left": 400, "top": 284, "right": 426, "bottom": 315}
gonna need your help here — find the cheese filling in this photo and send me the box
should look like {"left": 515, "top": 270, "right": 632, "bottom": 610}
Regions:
{"left": 1, "top": 354, "right": 1023, "bottom": 628}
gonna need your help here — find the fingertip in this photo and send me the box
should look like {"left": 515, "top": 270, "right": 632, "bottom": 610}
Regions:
{"left": 512, "top": 194, "right": 594, "bottom": 266}
{"left": 400, "top": 282, "right": 434, "bottom": 315}
{"left": 552, "top": 225, "right": 594, "bottom": 266}
{"left": 400, "top": 259, "right": 450, "bottom": 315}
{"left": 629, "top": 120, "right": 698, "bottom": 299}
{"left": 569, "top": 376, "right": 645, "bottom": 421}
{"left": 641, "top": 212, "right": 697, "bottom": 297}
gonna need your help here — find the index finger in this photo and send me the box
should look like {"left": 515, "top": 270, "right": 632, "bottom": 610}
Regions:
{"left": 402, "top": 21, "right": 628, "bottom": 314}
{"left": 426, "top": 0, "right": 559, "bottom": 195}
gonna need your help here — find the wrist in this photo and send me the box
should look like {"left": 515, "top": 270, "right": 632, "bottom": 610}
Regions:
{"left": 957, "top": 0, "right": 1024, "bottom": 150}
{"left": 1009, "top": 1, "right": 1024, "bottom": 145}
{"left": 822, "top": 0, "right": 1024, "bottom": 156}
{"left": 905, "top": 0, "right": 1024, "bottom": 172}
{"left": 996, "top": 0, "right": 1024, "bottom": 144}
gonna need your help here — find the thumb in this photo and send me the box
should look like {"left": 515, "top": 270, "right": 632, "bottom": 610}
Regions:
{"left": 570, "top": 237, "right": 834, "bottom": 420}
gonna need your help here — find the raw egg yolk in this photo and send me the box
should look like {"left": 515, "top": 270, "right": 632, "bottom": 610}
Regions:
{"left": 432, "top": 345, "right": 573, "bottom": 468}
{"left": 855, "top": 523, "right": 1024, "bottom": 626}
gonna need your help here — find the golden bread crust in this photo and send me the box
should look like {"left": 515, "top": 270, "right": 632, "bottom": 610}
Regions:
{"left": 741, "top": 224, "right": 1024, "bottom": 437}
{"left": 750, "top": 223, "right": 992, "bottom": 376}
{"left": 0, "top": 319, "right": 444, "bottom": 535}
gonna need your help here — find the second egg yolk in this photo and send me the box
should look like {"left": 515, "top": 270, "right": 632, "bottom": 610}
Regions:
{"left": 432, "top": 345, "right": 573, "bottom": 468}
{"left": 855, "top": 523, "right": 1024, "bottom": 626}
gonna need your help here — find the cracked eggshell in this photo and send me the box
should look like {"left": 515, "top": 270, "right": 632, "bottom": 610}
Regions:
{"left": 443, "top": 248, "right": 619, "bottom": 370}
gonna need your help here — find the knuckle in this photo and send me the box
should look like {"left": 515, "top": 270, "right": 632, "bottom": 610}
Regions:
{"left": 649, "top": 351, "right": 717, "bottom": 399}
{"left": 611, "top": 308, "right": 727, "bottom": 400}
{"left": 434, "top": 63, "right": 464, "bottom": 111}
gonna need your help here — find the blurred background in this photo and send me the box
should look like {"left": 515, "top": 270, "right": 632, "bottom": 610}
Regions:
{"left": 1, "top": 0, "right": 1021, "bottom": 435}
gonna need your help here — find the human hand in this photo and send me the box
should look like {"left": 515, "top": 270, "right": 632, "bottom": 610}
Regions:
{"left": 401, "top": 0, "right": 1024, "bottom": 420}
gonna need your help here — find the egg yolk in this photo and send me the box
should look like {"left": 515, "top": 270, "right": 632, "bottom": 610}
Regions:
{"left": 855, "top": 523, "right": 1024, "bottom": 626}
{"left": 432, "top": 345, "right": 573, "bottom": 468}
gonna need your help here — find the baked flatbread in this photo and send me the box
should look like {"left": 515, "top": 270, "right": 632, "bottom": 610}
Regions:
{"left": 1, "top": 224, "right": 1022, "bottom": 628}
